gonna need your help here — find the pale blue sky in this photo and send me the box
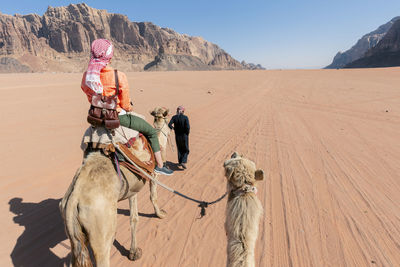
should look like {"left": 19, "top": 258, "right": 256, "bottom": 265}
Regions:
{"left": 2, "top": 0, "right": 400, "bottom": 69}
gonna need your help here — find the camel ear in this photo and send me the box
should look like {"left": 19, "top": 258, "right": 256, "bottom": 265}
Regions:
{"left": 255, "top": 169, "right": 264, "bottom": 181}
{"left": 231, "top": 152, "right": 239, "bottom": 159}
{"left": 163, "top": 109, "right": 169, "bottom": 117}
{"left": 224, "top": 164, "right": 235, "bottom": 180}
{"left": 150, "top": 110, "right": 156, "bottom": 116}
{"left": 223, "top": 158, "right": 235, "bottom": 176}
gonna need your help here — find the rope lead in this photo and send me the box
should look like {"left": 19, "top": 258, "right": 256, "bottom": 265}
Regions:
{"left": 113, "top": 141, "right": 227, "bottom": 218}
{"left": 198, "top": 202, "right": 208, "bottom": 218}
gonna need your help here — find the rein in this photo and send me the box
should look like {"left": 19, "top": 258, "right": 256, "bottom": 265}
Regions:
{"left": 113, "top": 153, "right": 123, "bottom": 184}
{"left": 112, "top": 154, "right": 130, "bottom": 201}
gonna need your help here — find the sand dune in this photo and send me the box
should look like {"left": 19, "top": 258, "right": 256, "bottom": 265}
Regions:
{"left": 1, "top": 68, "right": 399, "bottom": 266}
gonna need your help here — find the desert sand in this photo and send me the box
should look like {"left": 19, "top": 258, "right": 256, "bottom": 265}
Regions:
{"left": 1, "top": 68, "right": 399, "bottom": 266}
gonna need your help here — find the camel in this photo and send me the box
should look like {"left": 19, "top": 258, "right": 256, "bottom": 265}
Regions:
{"left": 150, "top": 107, "right": 170, "bottom": 165}
{"left": 223, "top": 152, "right": 265, "bottom": 267}
{"left": 59, "top": 127, "right": 167, "bottom": 267}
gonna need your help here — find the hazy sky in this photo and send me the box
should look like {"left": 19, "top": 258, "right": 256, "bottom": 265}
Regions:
{"left": 2, "top": 0, "right": 400, "bottom": 69}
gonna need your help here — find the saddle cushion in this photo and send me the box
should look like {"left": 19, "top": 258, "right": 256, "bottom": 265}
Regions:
{"left": 81, "top": 125, "right": 139, "bottom": 151}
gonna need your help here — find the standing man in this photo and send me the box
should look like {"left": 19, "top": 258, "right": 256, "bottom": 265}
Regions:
{"left": 168, "top": 106, "right": 190, "bottom": 169}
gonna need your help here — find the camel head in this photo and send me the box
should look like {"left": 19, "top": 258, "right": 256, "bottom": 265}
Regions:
{"left": 223, "top": 152, "right": 264, "bottom": 190}
{"left": 150, "top": 107, "right": 169, "bottom": 122}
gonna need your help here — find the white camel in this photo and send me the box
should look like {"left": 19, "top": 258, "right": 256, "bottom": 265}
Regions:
{"left": 223, "top": 152, "right": 265, "bottom": 267}
{"left": 150, "top": 107, "right": 171, "bottom": 165}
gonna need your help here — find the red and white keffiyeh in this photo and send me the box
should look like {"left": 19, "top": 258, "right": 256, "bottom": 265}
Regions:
{"left": 177, "top": 105, "right": 185, "bottom": 114}
{"left": 85, "top": 39, "right": 114, "bottom": 94}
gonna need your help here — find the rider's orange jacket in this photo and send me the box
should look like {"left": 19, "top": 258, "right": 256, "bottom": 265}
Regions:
{"left": 81, "top": 66, "right": 133, "bottom": 113}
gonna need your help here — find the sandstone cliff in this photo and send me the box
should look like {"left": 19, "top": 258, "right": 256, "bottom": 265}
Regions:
{"left": 0, "top": 3, "right": 250, "bottom": 72}
{"left": 345, "top": 18, "right": 400, "bottom": 68}
{"left": 325, "top": 17, "right": 400, "bottom": 69}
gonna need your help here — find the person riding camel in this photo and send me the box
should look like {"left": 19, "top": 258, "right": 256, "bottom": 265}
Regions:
{"left": 81, "top": 38, "right": 173, "bottom": 176}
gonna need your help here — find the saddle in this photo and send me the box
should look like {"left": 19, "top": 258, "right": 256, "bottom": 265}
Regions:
{"left": 81, "top": 125, "right": 155, "bottom": 179}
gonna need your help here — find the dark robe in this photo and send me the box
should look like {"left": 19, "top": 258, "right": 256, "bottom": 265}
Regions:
{"left": 168, "top": 114, "right": 190, "bottom": 164}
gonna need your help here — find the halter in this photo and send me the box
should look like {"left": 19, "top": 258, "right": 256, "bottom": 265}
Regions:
{"left": 231, "top": 184, "right": 258, "bottom": 196}
{"left": 153, "top": 117, "right": 174, "bottom": 152}
{"left": 154, "top": 117, "right": 169, "bottom": 138}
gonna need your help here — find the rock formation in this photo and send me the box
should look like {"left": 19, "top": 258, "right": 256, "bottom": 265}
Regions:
{"left": 0, "top": 3, "right": 259, "bottom": 72}
{"left": 0, "top": 57, "right": 31, "bottom": 72}
{"left": 241, "top": 60, "right": 265, "bottom": 70}
{"left": 345, "top": 19, "right": 400, "bottom": 68}
{"left": 325, "top": 16, "right": 400, "bottom": 69}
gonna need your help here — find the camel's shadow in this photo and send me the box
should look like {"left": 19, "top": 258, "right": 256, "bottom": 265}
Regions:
{"left": 9, "top": 197, "right": 71, "bottom": 267}
{"left": 117, "top": 208, "right": 158, "bottom": 218}
{"left": 9, "top": 198, "right": 157, "bottom": 265}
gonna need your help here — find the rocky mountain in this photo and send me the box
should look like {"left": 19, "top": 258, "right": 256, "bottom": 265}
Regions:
{"left": 325, "top": 16, "right": 400, "bottom": 69}
{"left": 0, "top": 57, "right": 31, "bottom": 72}
{"left": 0, "top": 3, "right": 254, "bottom": 72}
{"left": 345, "top": 19, "right": 400, "bottom": 68}
{"left": 240, "top": 61, "right": 265, "bottom": 70}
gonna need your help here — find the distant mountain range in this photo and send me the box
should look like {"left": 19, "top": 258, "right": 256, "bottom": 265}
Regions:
{"left": 326, "top": 17, "right": 400, "bottom": 69}
{"left": 0, "top": 3, "right": 264, "bottom": 72}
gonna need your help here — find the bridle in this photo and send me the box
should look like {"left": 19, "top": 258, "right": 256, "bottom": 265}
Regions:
{"left": 229, "top": 182, "right": 258, "bottom": 199}
{"left": 154, "top": 116, "right": 174, "bottom": 152}
{"left": 154, "top": 117, "right": 169, "bottom": 138}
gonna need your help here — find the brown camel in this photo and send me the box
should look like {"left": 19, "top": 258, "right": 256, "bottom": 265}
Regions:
{"left": 223, "top": 152, "right": 265, "bottom": 267}
{"left": 150, "top": 107, "right": 170, "bottom": 164}
{"left": 60, "top": 133, "right": 166, "bottom": 267}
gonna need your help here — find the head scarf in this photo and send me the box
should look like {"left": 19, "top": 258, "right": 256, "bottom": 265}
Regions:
{"left": 85, "top": 39, "right": 114, "bottom": 94}
{"left": 177, "top": 105, "right": 185, "bottom": 114}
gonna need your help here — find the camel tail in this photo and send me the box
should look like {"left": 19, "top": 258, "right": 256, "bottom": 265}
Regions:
{"left": 65, "top": 194, "right": 93, "bottom": 267}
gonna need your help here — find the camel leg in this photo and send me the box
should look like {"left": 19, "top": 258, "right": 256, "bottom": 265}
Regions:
{"left": 161, "top": 147, "right": 167, "bottom": 164}
{"left": 149, "top": 176, "right": 167, "bottom": 219}
{"left": 87, "top": 205, "right": 117, "bottom": 267}
{"left": 128, "top": 195, "right": 142, "bottom": 261}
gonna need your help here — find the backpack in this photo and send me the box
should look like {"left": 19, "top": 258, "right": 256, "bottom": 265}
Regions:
{"left": 87, "top": 69, "right": 120, "bottom": 130}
